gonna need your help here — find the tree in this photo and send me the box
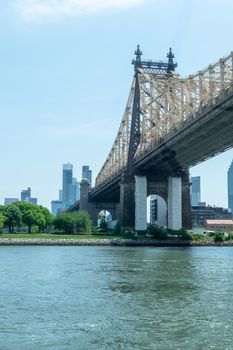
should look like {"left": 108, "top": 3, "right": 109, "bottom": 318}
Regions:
{"left": 74, "top": 211, "right": 92, "bottom": 233}
{"left": 23, "top": 209, "right": 38, "bottom": 234}
{"left": 15, "top": 202, "right": 37, "bottom": 233}
{"left": 54, "top": 213, "right": 74, "bottom": 234}
{"left": 15, "top": 202, "right": 54, "bottom": 233}
{"left": 54, "top": 211, "right": 92, "bottom": 234}
{"left": 98, "top": 214, "right": 108, "bottom": 232}
{"left": 4, "top": 205, "right": 22, "bottom": 233}
{"left": 0, "top": 213, "right": 5, "bottom": 232}
{"left": 37, "top": 206, "right": 53, "bottom": 232}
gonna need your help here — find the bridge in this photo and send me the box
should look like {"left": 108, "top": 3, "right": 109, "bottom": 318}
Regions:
{"left": 73, "top": 46, "right": 233, "bottom": 231}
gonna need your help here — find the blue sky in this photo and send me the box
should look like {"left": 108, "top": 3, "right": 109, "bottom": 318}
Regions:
{"left": 1, "top": 0, "right": 233, "bottom": 209}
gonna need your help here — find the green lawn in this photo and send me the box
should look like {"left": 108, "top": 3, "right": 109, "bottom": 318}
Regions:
{"left": 0, "top": 233, "right": 119, "bottom": 240}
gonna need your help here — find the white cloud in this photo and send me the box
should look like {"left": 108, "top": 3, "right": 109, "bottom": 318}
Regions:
{"left": 14, "top": 0, "right": 144, "bottom": 22}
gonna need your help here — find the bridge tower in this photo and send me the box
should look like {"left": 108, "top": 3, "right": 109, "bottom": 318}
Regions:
{"left": 119, "top": 46, "right": 192, "bottom": 231}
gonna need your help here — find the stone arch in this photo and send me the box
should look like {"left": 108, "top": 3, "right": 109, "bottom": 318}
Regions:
{"left": 147, "top": 194, "right": 167, "bottom": 228}
{"left": 97, "top": 209, "right": 113, "bottom": 226}
{"left": 147, "top": 180, "right": 168, "bottom": 203}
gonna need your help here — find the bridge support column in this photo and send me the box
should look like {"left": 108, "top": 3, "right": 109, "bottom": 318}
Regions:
{"left": 135, "top": 175, "right": 147, "bottom": 232}
{"left": 119, "top": 173, "right": 135, "bottom": 229}
{"left": 182, "top": 173, "right": 192, "bottom": 229}
{"left": 80, "top": 179, "right": 90, "bottom": 211}
{"left": 167, "top": 176, "right": 182, "bottom": 230}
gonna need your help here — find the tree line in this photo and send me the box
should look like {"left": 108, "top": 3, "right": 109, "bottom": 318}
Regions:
{"left": 0, "top": 202, "right": 92, "bottom": 234}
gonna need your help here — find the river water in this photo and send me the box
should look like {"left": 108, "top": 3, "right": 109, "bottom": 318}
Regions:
{"left": 0, "top": 246, "right": 233, "bottom": 349}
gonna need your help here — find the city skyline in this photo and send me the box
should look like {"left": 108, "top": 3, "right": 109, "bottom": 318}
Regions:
{"left": 1, "top": 1, "right": 233, "bottom": 209}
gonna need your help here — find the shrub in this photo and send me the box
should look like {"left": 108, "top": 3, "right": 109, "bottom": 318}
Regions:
{"left": 192, "top": 233, "right": 205, "bottom": 241}
{"left": 225, "top": 232, "right": 233, "bottom": 240}
{"left": 54, "top": 213, "right": 74, "bottom": 234}
{"left": 54, "top": 211, "right": 92, "bottom": 234}
{"left": 179, "top": 229, "right": 193, "bottom": 241}
{"left": 147, "top": 224, "right": 168, "bottom": 239}
{"left": 114, "top": 222, "right": 121, "bottom": 235}
{"left": 74, "top": 211, "right": 92, "bottom": 233}
{"left": 121, "top": 229, "right": 136, "bottom": 239}
{"left": 98, "top": 217, "right": 108, "bottom": 232}
{"left": 214, "top": 232, "right": 224, "bottom": 242}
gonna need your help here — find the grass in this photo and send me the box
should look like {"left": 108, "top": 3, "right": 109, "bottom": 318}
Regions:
{"left": 0, "top": 233, "right": 119, "bottom": 240}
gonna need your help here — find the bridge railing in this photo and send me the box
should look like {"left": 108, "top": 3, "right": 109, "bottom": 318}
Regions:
{"left": 95, "top": 81, "right": 135, "bottom": 187}
{"left": 95, "top": 51, "right": 233, "bottom": 188}
{"left": 135, "top": 51, "right": 233, "bottom": 159}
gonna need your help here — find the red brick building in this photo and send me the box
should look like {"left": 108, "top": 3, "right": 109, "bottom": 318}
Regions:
{"left": 204, "top": 219, "right": 233, "bottom": 232}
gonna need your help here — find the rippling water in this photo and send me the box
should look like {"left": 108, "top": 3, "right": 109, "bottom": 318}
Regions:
{"left": 0, "top": 246, "right": 233, "bottom": 349}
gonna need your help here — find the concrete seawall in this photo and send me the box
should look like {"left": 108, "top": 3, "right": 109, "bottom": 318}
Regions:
{"left": 0, "top": 238, "right": 233, "bottom": 246}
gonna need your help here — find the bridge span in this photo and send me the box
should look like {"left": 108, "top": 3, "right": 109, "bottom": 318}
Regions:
{"left": 73, "top": 47, "right": 233, "bottom": 231}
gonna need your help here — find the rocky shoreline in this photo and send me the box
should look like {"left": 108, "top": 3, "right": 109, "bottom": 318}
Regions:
{"left": 0, "top": 238, "right": 233, "bottom": 246}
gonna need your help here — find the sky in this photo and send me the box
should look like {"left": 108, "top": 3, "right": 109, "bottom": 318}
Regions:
{"left": 1, "top": 0, "right": 233, "bottom": 209}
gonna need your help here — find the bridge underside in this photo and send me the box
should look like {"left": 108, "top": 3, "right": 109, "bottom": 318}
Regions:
{"left": 134, "top": 95, "right": 233, "bottom": 174}
{"left": 87, "top": 92, "right": 233, "bottom": 231}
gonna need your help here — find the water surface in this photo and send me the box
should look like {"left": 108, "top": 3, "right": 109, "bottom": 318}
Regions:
{"left": 0, "top": 246, "right": 233, "bottom": 349}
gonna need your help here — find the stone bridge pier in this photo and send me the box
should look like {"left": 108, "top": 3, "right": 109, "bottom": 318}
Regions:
{"left": 80, "top": 179, "right": 120, "bottom": 226}
{"left": 119, "top": 172, "right": 192, "bottom": 231}
{"left": 80, "top": 173, "right": 192, "bottom": 231}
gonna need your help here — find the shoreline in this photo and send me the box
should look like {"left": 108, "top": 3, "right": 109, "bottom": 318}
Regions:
{"left": 0, "top": 238, "right": 233, "bottom": 246}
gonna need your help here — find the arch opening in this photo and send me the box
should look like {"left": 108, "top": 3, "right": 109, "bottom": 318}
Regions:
{"left": 97, "top": 210, "right": 113, "bottom": 228}
{"left": 147, "top": 195, "right": 167, "bottom": 228}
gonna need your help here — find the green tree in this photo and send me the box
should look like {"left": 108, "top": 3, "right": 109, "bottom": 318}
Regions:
{"left": 0, "top": 212, "right": 5, "bottom": 232}
{"left": 15, "top": 202, "right": 37, "bottom": 233}
{"left": 98, "top": 213, "right": 108, "bottom": 232}
{"left": 74, "top": 211, "right": 92, "bottom": 233}
{"left": 15, "top": 202, "right": 54, "bottom": 233}
{"left": 54, "top": 211, "right": 92, "bottom": 234}
{"left": 54, "top": 213, "right": 74, "bottom": 234}
{"left": 214, "top": 232, "right": 224, "bottom": 242}
{"left": 4, "top": 205, "right": 22, "bottom": 233}
{"left": 37, "top": 206, "right": 53, "bottom": 232}
{"left": 23, "top": 209, "right": 38, "bottom": 233}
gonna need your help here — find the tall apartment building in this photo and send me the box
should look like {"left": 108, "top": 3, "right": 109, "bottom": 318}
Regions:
{"left": 150, "top": 195, "right": 158, "bottom": 224}
{"left": 4, "top": 198, "right": 19, "bottom": 205}
{"left": 21, "top": 187, "right": 31, "bottom": 202}
{"left": 62, "top": 164, "right": 80, "bottom": 209}
{"left": 190, "top": 176, "right": 201, "bottom": 206}
{"left": 82, "top": 165, "right": 92, "bottom": 187}
{"left": 149, "top": 195, "right": 167, "bottom": 227}
{"left": 62, "top": 163, "right": 73, "bottom": 209}
{"left": 51, "top": 200, "right": 63, "bottom": 216}
{"left": 59, "top": 189, "right": 63, "bottom": 202}
{"left": 74, "top": 178, "right": 80, "bottom": 201}
{"left": 228, "top": 160, "right": 233, "bottom": 213}
{"left": 21, "top": 187, "right": 37, "bottom": 205}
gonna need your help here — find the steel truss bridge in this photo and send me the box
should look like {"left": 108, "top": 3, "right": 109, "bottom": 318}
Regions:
{"left": 91, "top": 47, "right": 233, "bottom": 203}
{"left": 73, "top": 46, "right": 233, "bottom": 230}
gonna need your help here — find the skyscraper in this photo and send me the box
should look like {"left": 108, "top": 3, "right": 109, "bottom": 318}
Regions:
{"left": 82, "top": 165, "right": 92, "bottom": 187}
{"left": 4, "top": 198, "right": 19, "bottom": 205}
{"left": 190, "top": 176, "right": 201, "bottom": 206}
{"left": 149, "top": 195, "right": 167, "bottom": 227}
{"left": 62, "top": 163, "right": 73, "bottom": 209}
{"left": 51, "top": 200, "right": 63, "bottom": 216}
{"left": 21, "top": 187, "right": 31, "bottom": 202}
{"left": 20, "top": 187, "right": 38, "bottom": 205}
{"left": 59, "top": 189, "right": 63, "bottom": 202}
{"left": 74, "top": 179, "right": 80, "bottom": 201}
{"left": 228, "top": 160, "right": 233, "bottom": 213}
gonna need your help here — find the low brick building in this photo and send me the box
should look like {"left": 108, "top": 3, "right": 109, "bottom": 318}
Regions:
{"left": 192, "top": 203, "right": 232, "bottom": 227}
{"left": 204, "top": 219, "right": 233, "bottom": 232}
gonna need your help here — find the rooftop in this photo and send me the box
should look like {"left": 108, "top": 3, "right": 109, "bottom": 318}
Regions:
{"left": 205, "top": 220, "right": 233, "bottom": 225}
